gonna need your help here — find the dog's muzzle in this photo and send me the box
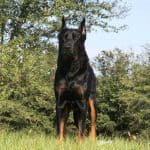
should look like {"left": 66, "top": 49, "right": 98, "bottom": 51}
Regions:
{"left": 62, "top": 45, "right": 74, "bottom": 56}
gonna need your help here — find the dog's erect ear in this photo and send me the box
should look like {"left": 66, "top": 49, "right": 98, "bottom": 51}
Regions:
{"left": 79, "top": 18, "right": 86, "bottom": 35}
{"left": 61, "top": 16, "right": 66, "bottom": 29}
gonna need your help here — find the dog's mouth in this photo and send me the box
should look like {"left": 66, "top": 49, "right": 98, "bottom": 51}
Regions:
{"left": 62, "top": 54, "right": 74, "bottom": 62}
{"left": 62, "top": 50, "right": 73, "bottom": 56}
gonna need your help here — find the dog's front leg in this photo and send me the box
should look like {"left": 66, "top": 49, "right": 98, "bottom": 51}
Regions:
{"left": 56, "top": 110, "right": 66, "bottom": 141}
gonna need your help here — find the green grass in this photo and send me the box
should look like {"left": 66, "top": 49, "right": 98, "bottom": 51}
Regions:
{"left": 0, "top": 131, "right": 149, "bottom": 150}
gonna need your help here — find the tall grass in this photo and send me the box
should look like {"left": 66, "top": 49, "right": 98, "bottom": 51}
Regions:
{"left": 0, "top": 130, "right": 149, "bottom": 150}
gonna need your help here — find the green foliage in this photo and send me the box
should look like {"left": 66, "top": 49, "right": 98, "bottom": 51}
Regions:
{"left": 94, "top": 49, "right": 150, "bottom": 138}
{"left": 0, "top": 0, "right": 128, "bottom": 45}
{"left": 0, "top": 40, "right": 57, "bottom": 133}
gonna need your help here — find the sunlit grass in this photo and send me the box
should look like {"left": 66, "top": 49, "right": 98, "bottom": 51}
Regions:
{"left": 0, "top": 130, "right": 149, "bottom": 150}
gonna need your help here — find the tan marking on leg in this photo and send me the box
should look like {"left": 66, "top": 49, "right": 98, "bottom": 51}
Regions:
{"left": 74, "top": 84, "right": 85, "bottom": 97}
{"left": 59, "top": 119, "right": 65, "bottom": 142}
{"left": 55, "top": 84, "right": 66, "bottom": 93}
{"left": 88, "top": 98, "right": 96, "bottom": 141}
{"left": 77, "top": 86, "right": 84, "bottom": 95}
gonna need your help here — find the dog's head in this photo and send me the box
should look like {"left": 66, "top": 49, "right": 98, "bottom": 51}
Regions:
{"left": 58, "top": 16, "right": 86, "bottom": 61}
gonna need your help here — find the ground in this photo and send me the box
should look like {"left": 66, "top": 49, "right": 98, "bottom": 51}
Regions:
{"left": 0, "top": 130, "right": 149, "bottom": 150}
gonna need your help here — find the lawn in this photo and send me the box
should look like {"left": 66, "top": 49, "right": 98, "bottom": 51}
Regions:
{"left": 0, "top": 131, "right": 149, "bottom": 150}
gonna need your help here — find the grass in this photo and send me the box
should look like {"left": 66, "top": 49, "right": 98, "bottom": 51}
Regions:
{"left": 0, "top": 130, "right": 149, "bottom": 150}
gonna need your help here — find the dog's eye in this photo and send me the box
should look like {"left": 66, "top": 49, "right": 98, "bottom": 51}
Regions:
{"left": 61, "top": 33, "right": 68, "bottom": 40}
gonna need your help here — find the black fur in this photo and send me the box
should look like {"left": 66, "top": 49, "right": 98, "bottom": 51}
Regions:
{"left": 54, "top": 17, "right": 96, "bottom": 139}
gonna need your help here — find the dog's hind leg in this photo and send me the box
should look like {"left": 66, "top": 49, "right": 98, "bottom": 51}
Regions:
{"left": 88, "top": 97, "right": 96, "bottom": 141}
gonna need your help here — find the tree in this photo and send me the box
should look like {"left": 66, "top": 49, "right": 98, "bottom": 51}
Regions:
{"left": 129, "top": 48, "right": 150, "bottom": 138}
{"left": 0, "top": 40, "right": 57, "bottom": 132}
{"left": 94, "top": 49, "right": 131, "bottom": 135}
{"left": 0, "top": 0, "right": 129, "bottom": 44}
{"left": 94, "top": 48, "right": 150, "bottom": 138}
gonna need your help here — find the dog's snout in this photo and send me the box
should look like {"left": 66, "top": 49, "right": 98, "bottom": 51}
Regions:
{"left": 62, "top": 44, "right": 73, "bottom": 55}
{"left": 63, "top": 45, "right": 72, "bottom": 49}
{"left": 63, "top": 43, "right": 72, "bottom": 49}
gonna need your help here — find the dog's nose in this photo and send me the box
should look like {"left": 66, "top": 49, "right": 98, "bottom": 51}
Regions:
{"left": 63, "top": 44, "right": 72, "bottom": 49}
{"left": 63, "top": 45, "right": 71, "bottom": 49}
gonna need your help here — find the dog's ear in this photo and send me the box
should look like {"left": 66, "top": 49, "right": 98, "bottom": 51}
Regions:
{"left": 61, "top": 16, "right": 66, "bottom": 29}
{"left": 79, "top": 18, "right": 86, "bottom": 35}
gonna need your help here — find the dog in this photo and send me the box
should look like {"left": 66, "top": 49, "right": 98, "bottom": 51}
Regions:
{"left": 54, "top": 16, "right": 97, "bottom": 141}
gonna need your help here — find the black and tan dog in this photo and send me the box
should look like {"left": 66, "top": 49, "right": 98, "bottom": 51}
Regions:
{"left": 54, "top": 16, "right": 96, "bottom": 141}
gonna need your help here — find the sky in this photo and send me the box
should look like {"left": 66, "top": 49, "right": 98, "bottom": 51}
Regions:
{"left": 86, "top": 0, "right": 150, "bottom": 59}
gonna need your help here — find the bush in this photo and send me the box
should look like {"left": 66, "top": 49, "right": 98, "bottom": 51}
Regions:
{"left": 0, "top": 41, "right": 56, "bottom": 133}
